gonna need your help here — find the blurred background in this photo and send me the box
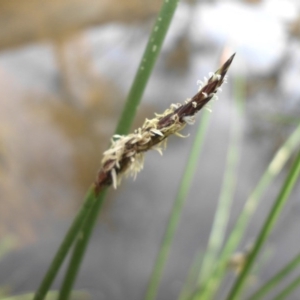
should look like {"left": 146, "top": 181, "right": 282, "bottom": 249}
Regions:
{"left": 0, "top": 0, "right": 300, "bottom": 299}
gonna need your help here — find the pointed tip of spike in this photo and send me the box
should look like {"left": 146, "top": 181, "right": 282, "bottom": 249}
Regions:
{"left": 218, "top": 53, "right": 235, "bottom": 77}
{"left": 226, "top": 53, "right": 236, "bottom": 66}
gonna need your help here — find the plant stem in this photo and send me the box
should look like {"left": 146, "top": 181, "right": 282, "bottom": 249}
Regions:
{"left": 115, "top": 0, "right": 180, "bottom": 136}
{"left": 225, "top": 149, "right": 300, "bottom": 300}
{"left": 57, "top": 189, "right": 108, "bottom": 300}
{"left": 247, "top": 251, "right": 300, "bottom": 300}
{"left": 196, "top": 122, "right": 300, "bottom": 299}
{"left": 273, "top": 274, "right": 300, "bottom": 300}
{"left": 144, "top": 111, "right": 211, "bottom": 300}
{"left": 58, "top": 1, "right": 181, "bottom": 299}
{"left": 5, "top": 290, "right": 88, "bottom": 300}
{"left": 33, "top": 186, "right": 97, "bottom": 300}
{"left": 178, "top": 251, "right": 204, "bottom": 300}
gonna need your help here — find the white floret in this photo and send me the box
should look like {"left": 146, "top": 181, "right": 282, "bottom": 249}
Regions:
{"left": 182, "top": 115, "right": 196, "bottom": 125}
{"left": 111, "top": 168, "right": 118, "bottom": 189}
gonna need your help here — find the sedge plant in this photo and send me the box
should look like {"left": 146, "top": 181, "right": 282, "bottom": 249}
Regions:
{"left": 29, "top": 2, "right": 300, "bottom": 299}
{"left": 34, "top": 0, "right": 181, "bottom": 298}
{"left": 193, "top": 121, "right": 300, "bottom": 300}
{"left": 225, "top": 148, "right": 300, "bottom": 300}
{"left": 33, "top": 0, "right": 235, "bottom": 298}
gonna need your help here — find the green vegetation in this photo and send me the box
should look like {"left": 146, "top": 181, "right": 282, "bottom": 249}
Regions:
{"left": 23, "top": 1, "right": 300, "bottom": 300}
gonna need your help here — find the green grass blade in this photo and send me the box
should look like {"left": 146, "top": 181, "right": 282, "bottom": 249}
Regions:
{"left": 33, "top": 186, "right": 97, "bottom": 300}
{"left": 178, "top": 251, "right": 204, "bottom": 300}
{"left": 247, "top": 251, "right": 300, "bottom": 300}
{"left": 195, "top": 122, "right": 300, "bottom": 299}
{"left": 3, "top": 290, "right": 88, "bottom": 300}
{"left": 57, "top": 189, "right": 108, "bottom": 300}
{"left": 58, "top": 1, "right": 181, "bottom": 299}
{"left": 273, "top": 274, "right": 300, "bottom": 300}
{"left": 144, "top": 111, "right": 211, "bottom": 300}
{"left": 198, "top": 75, "right": 245, "bottom": 285}
{"left": 225, "top": 149, "right": 300, "bottom": 300}
{"left": 115, "top": 0, "right": 180, "bottom": 135}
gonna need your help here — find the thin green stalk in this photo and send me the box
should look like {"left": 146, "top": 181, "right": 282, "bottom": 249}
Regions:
{"left": 226, "top": 149, "right": 300, "bottom": 300}
{"left": 178, "top": 251, "right": 204, "bottom": 300}
{"left": 33, "top": 186, "right": 97, "bottom": 300}
{"left": 57, "top": 189, "right": 108, "bottom": 300}
{"left": 247, "top": 251, "right": 300, "bottom": 300}
{"left": 58, "top": 1, "right": 181, "bottom": 299}
{"left": 195, "top": 122, "right": 300, "bottom": 299}
{"left": 273, "top": 273, "right": 300, "bottom": 300}
{"left": 4, "top": 290, "right": 88, "bottom": 300}
{"left": 115, "top": 0, "right": 180, "bottom": 135}
{"left": 144, "top": 110, "right": 211, "bottom": 300}
{"left": 198, "top": 75, "right": 245, "bottom": 285}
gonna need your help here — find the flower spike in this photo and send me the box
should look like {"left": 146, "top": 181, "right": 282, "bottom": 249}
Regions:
{"left": 95, "top": 54, "right": 235, "bottom": 191}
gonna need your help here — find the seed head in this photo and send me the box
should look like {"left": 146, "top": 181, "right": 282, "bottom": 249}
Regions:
{"left": 95, "top": 54, "right": 235, "bottom": 191}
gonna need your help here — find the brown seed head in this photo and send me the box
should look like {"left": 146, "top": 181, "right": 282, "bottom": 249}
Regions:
{"left": 95, "top": 54, "right": 235, "bottom": 192}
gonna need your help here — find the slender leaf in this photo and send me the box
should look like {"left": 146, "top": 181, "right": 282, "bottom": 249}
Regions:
{"left": 4, "top": 290, "right": 88, "bottom": 300}
{"left": 33, "top": 187, "right": 97, "bottom": 300}
{"left": 57, "top": 189, "right": 107, "bottom": 300}
{"left": 273, "top": 274, "right": 300, "bottom": 300}
{"left": 196, "top": 122, "right": 300, "bottom": 299}
{"left": 247, "top": 251, "right": 300, "bottom": 300}
{"left": 178, "top": 251, "right": 204, "bottom": 300}
{"left": 226, "top": 149, "right": 300, "bottom": 300}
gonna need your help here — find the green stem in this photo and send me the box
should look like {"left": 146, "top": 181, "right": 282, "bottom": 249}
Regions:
{"left": 195, "top": 122, "right": 300, "bottom": 300}
{"left": 247, "top": 251, "right": 300, "bottom": 300}
{"left": 145, "top": 111, "right": 211, "bottom": 300}
{"left": 273, "top": 274, "right": 300, "bottom": 300}
{"left": 178, "top": 251, "right": 204, "bottom": 300}
{"left": 33, "top": 186, "right": 97, "bottom": 300}
{"left": 226, "top": 149, "right": 300, "bottom": 300}
{"left": 58, "top": 1, "right": 181, "bottom": 299}
{"left": 5, "top": 290, "right": 88, "bottom": 300}
{"left": 57, "top": 189, "right": 108, "bottom": 300}
{"left": 115, "top": 0, "right": 180, "bottom": 136}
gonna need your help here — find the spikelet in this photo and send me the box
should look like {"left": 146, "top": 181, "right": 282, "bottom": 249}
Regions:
{"left": 96, "top": 54, "right": 235, "bottom": 191}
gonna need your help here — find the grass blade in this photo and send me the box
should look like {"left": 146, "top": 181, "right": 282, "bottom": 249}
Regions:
{"left": 33, "top": 186, "right": 97, "bottom": 300}
{"left": 273, "top": 274, "right": 300, "bottom": 300}
{"left": 5, "top": 290, "right": 88, "bottom": 300}
{"left": 225, "top": 149, "right": 300, "bottom": 300}
{"left": 115, "top": 0, "right": 180, "bottom": 135}
{"left": 247, "top": 251, "right": 300, "bottom": 300}
{"left": 195, "top": 122, "right": 300, "bottom": 299}
{"left": 57, "top": 189, "right": 108, "bottom": 300}
{"left": 178, "top": 251, "right": 204, "bottom": 300}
